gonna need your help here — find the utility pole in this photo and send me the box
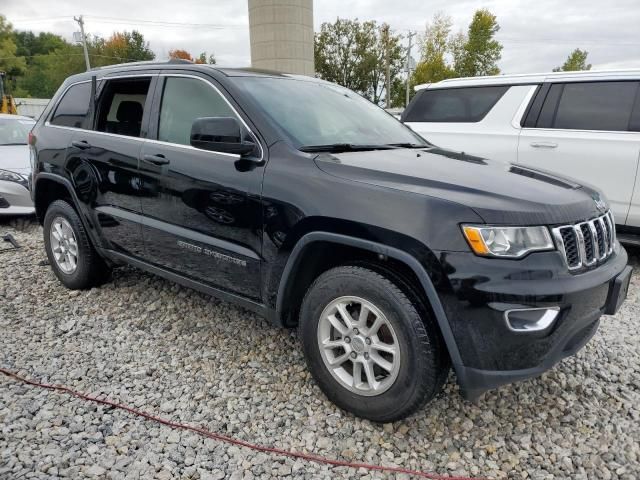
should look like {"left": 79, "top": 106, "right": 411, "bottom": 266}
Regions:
{"left": 74, "top": 15, "right": 91, "bottom": 71}
{"left": 383, "top": 24, "right": 391, "bottom": 109}
{"left": 405, "top": 31, "right": 416, "bottom": 107}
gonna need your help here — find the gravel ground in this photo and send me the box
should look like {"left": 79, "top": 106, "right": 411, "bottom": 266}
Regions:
{"left": 1, "top": 218, "right": 639, "bottom": 480}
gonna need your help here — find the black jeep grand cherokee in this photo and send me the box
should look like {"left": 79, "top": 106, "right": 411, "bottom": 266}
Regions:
{"left": 30, "top": 61, "right": 632, "bottom": 422}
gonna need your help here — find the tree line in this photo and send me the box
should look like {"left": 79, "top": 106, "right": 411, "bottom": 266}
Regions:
{"left": 1, "top": 12, "right": 591, "bottom": 103}
{"left": 0, "top": 15, "right": 214, "bottom": 98}
{"left": 315, "top": 10, "right": 592, "bottom": 107}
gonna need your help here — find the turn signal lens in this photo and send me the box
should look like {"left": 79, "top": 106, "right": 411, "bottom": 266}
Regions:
{"left": 462, "top": 226, "right": 489, "bottom": 255}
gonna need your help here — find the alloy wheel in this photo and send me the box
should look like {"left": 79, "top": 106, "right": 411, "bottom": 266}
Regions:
{"left": 317, "top": 296, "right": 401, "bottom": 396}
{"left": 49, "top": 217, "right": 79, "bottom": 274}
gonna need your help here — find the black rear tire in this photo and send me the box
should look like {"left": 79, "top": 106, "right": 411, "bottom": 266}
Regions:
{"left": 43, "top": 200, "right": 111, "bottom": 290}
{"left": 299, "top": 265, "right": 448, "bottom": 422}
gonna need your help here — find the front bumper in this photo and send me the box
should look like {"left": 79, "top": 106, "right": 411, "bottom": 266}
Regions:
{"left": 435, "top": 245, "right": 630, "bottom": 400}
{"left": 0, "top": 180, "right": 35, "bottom": 215}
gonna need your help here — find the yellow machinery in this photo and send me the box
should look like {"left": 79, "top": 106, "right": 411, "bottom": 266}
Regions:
{"left": 0, "top": 72, "right": 18, "bottom": 115}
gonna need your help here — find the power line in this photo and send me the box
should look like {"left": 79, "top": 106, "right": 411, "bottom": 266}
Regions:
{"left": 7, "top": 16, "right": 75, "bottom": 23}
{"left": 86, "top": 15, "right": 246, "bottom": 29}
{"left": 9, "top": 15, "right": 246, "bottom": 29}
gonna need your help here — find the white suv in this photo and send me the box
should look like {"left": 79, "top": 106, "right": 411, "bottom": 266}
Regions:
{"left": 402, "top": 70, "right": 640, "bottom": 242}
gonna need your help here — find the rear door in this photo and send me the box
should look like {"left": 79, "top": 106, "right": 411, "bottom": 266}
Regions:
{"left": 138, "top": 72, "right": 264, "bottom": 300}
{"left": 518, "top": 80, "right": 640, "bottom": 224}
{"left": 67, "top": 73, "right": 157, "bottom": 257}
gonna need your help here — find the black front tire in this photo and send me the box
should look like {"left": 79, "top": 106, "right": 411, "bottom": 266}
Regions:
{"left": 43, "top": 199, "right": 111, "bottom": 290}
{"left": 299, "top": 265, "right": 449, "bottom": 422}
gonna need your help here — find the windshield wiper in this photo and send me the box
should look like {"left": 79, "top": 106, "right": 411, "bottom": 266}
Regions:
{"left": 386, "top": 142, "right": 431, "bottom": 149}
{"left": 0, "top": 142, "right": 28, "bottom": 146}
{"left": 299, "top": 143, "right": 398, "bottom": 153}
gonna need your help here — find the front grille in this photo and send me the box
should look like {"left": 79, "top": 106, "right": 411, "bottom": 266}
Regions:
{"left": 0, "top": 196, "right": 9, "bottom": 209}
{"left": 552, "top": 211, "right": 615, "bottom": 271}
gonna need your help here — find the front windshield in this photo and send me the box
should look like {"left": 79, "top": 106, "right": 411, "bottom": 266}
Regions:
{"left": 0, "top": 118, "right": 35, "bottom": 146}
{"left": 236, "top": 77, "right": 427, "bottom": 149}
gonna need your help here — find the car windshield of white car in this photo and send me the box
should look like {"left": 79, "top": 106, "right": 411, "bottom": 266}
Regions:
{"left": 0, "top": 119, "right": 35, "bottom": 146}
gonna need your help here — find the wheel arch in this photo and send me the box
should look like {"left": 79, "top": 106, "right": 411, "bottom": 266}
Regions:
{"left": 34, "top": 173, "right": 77, "bottom": 224}
{"left": 33, "top": 173, "right": 103, "bottom": 250}
{"left": 275, "top": 232, "right": 464, "bottom": 369}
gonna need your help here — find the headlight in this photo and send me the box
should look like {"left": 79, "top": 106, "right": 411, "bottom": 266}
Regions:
{"left": 0, "top": 169, "right": 28, "bottom": 188}
{"left": 462, "top": 225, "right": 554, "bottom": 258}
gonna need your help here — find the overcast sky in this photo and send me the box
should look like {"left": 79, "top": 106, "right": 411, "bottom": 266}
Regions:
{"left": 4, "top": 0, "right": 640, "bottom": 73}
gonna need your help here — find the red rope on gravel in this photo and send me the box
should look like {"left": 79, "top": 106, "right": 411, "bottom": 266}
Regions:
{"left": 1, "top": 367, "right": 482, "bottom": 480}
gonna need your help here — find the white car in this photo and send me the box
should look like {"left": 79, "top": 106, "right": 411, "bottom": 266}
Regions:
{"left": 0, "top": 114, "right": 36, "bottom": 215}
{"left": 402, "top": 70, "right": 640, "bottom": 243}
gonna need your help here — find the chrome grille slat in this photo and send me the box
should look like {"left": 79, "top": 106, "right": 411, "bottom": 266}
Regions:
{"left": 593, "top": 220, "right": 606, "bottom": 259}
{"left": 552, "top": 211, "right": 615, "bottom": 271}
{"left": 605, "top": 212, "right": 616, "bottom": 252}
{"left": 599, "top": 217, "right": 610, "bottom": 255}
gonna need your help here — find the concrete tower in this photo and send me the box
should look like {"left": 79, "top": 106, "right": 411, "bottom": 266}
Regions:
{"left": 248, "top": 0, "right": 314, "bottom": 76}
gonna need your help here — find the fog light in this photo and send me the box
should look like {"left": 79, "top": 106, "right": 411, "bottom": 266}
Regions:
{"left": 504, "top": 307, "right": 560, "bottom": 332}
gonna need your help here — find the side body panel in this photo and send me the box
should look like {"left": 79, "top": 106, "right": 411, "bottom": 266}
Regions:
{"left": 66, "top": 130, "right": 146, "bottom": 257}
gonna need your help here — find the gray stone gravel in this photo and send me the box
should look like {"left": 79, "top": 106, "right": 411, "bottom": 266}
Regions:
{"left": 1, "top": 219, "right": 639, "bottom": 479}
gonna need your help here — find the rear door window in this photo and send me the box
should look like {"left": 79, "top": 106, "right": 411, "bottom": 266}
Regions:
{"left": 95, "top": 78, "right": 152, "bottom": 138}
{"left": 402, "top": 86, "right": 509, "bottom": 123}
{"left": 50, "top": 82, "right": 92, "bottom": 129}
{"left": 537, "top": 81, "right": 639, "bottom": 132}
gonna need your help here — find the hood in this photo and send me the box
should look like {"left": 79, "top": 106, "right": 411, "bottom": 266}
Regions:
{"left": 0, "top": 144, "right": 31, "bottom": 174}
{"left": 314, "top": 147, "right": 606, "bottom": 225}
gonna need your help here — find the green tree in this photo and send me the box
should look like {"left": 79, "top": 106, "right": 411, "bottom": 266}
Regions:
{"left": 411, "top": 13, "right": 457, "bottom": 88}
{"left": 13, "top": 31, "right": 68, "bottom": 64}
{"left": 0, "top": 15, "right": 27, "bottom": 93}
{"left": 455, "top": 9, "right": 502, "bottom": 77}
{"left": 196, "top": 52, "right": 216, "bottom": 64}
{"left": 13, "top": 29, "right": 155, "bottom": 98}
{"left": 315, "top": 18, "right": 404, "bottom": 105}
{"left": 553, "top": 48, "right": 591, "bottom": 72}
{"left": 96, "top": 30, "right": 155, "bottom": 65}
{"left": 14, "top": 43, "right": 86, "bottom": 97}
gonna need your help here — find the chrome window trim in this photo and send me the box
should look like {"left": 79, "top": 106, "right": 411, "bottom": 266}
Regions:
{"left": 43, "top": 72, "right": 264, "bottom": 162}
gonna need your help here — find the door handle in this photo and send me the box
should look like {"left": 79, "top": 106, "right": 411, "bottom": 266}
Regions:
{"left": 530, "top": 142, "right": 558, "bottom": 149}
{"left": 71, "top": 140, "right": 91, "bottom": 150}
{"left": 142, "top": 154, "right": 170, "bottom": 166}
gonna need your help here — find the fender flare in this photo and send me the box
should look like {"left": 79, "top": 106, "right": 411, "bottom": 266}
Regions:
{"left": 275, "top": 232, "right": 464, "bottom": 370}
{"left": 34, "top": 173, "right": 99, "bottom": 243}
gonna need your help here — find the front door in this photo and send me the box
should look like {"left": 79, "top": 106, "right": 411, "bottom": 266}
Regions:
{"left": 139, "top": 73, "right": 264, "bottom": 300}
{"left": 518, "top": 81, "right": 640, "bottom": 224}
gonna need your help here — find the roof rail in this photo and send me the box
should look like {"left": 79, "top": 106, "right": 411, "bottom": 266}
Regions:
{"left": 167, "top": 58, "right": 194, "bottom": 64}
{"left": 90, "top": 58, "right": 195, "bottom": 71}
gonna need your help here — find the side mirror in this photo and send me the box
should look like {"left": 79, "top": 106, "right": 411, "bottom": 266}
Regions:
{"left": 190, "top": 117, "right": 256, "bottom": 156}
